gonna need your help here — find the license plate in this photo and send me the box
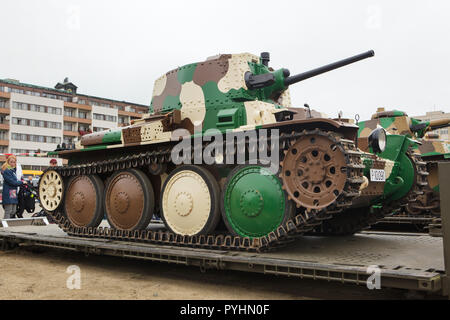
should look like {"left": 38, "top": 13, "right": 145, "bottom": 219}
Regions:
{"left": 370, "top": 169, "right": 386, "bottom": 182}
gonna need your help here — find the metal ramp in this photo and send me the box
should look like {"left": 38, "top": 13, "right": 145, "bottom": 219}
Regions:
{"left": 1, "top": 217, "right": 49, "bottom": 228}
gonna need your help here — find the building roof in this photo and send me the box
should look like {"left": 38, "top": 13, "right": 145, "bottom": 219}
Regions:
{"left": 0, "top": 78, "right": 149, "bottom": 109}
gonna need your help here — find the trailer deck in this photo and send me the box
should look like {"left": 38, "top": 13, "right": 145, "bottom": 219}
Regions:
{"left": 0, "top": 224, "right": 446, "bottom": 295}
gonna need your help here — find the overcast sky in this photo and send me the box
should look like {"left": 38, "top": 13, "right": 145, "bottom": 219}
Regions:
{"left": 1, "top": 0, "right": 449, "bottom": 120}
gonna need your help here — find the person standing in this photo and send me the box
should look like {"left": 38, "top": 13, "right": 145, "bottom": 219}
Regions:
{"left": 1, "top": 155, "right": 24, "bottom": 219}
{"left": 49, "top": 159, "right": 58, "bottom": 167}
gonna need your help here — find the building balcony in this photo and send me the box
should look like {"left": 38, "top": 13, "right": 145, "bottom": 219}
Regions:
{"left": 64, "top": 116, "right": 92, "bottom": 124}
{"left": 0, "top": 140, "right": 9, "bottom": 146}
{"left": 0, "top": 107, "right": 10, "bottom": 115}
{"left": 64, "top": 131, "right": 80, "bottom": 137}
{"left": 0, "top": 92, "right": 10, "bottom": 99}
{"left": 0, "top": 123, "right": 9, "bottom": 130}
{"left": 64, "top": 101, "right": 92, "bottom": 111}
{"left": 118, "top": 109, "right": 145, "bottom": 118}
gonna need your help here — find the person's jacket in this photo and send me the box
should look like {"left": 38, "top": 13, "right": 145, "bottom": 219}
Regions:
{"left": 1, "top": 168, "right": 23, "bottom": 205}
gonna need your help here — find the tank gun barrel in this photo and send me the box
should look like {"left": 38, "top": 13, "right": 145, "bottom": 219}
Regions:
{"left": 410, "top": 118, "right": 450, "bottom": 135}
{"left": 428, "top": 118, "right": 450, "bottom": 131}
{"left": 284, "top": 50, "right": 375, "bottom": 86}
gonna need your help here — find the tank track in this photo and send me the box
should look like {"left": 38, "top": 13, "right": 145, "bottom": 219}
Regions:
{"left": 310, "top": 150, "right": 429, "bottom": 235}
{"left": 41, "top": 129, "right": 365, "bottom": 252}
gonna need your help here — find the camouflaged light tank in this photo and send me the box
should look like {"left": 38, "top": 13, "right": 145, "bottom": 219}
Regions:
{"left": 38, "top": 50, "right": 376, "bottom": 252}
{"left": 359, "top": 108, "right": 450, "bottom": 217}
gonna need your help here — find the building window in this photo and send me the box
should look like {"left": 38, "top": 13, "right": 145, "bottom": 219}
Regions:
{"left": 11, "top": 133, "right": 61, "bottom": 144}
{"left": 78, "top": 111, "right": 88, "bottom": 119}
{"left": 79, "top": 124, "right": 90, "bottom": 131}
{"left": 64, "top": 107, "right": 76, "bottom": 117}
{"left": 12, "top": 117, "right": 61, "bottom": 129}
{"left": 0, "top": 131, "right": 8, "bottom": 140}
{"left": 93, "top": 113, "right": 117, "bottom": 122}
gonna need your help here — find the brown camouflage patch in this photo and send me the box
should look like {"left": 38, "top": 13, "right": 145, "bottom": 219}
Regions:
{"left": 418, "top": 141, "right": 437, "bottom": 154}
{"left": 357, "top": 137, "right": 370, "bottom": 152}
{"left": 152, "top": 70, "right": 182, "bottom": 114}
{"left": 81, "top": 132, "right": 106, "bottom": 146}
{"left": 122, "top": 126, "right": 142, "bottom": 144}
{"left": 193, "top": 54, "right": 231, "bottom": 87}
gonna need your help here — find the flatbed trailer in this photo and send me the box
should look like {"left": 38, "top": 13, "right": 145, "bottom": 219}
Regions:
{"left": 0, "top": 224, "right": 446, "bottom": 296}
{"left": 1, "top": 163, "right": 450, "bottom": 298}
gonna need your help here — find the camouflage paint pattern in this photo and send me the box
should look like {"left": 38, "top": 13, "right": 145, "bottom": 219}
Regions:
{"left": 73, "top": 52, "right": 363, "bottom": 154}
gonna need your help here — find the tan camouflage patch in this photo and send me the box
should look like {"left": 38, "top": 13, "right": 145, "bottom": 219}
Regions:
{"left": 140, "top": 121, "right": 172, "bottom": 142}
{"left": 152, "top": 74, "right": 167, "bottom": 97}
{"left": 359, "top": 119, "right": 379, "bottom": 138}
{"left": 276, "top": 89, "right": 292, "bottom": 108}
{"left": 384, "top": 159, "right": 395, "bottom": 179}
{"left": 243, "top": 101, "right": 277, "bottom": 127}
{"left": 218, "top": 53, "right": 258, "bottom": 93}
{"left": 385, "top": 117, "right": 411, "bottom": 136}
{"left": 179, "top": 81, "right": 206, "bottom": 127}
{"left": 152, "top": 71, "right": 182, "bottom": 114}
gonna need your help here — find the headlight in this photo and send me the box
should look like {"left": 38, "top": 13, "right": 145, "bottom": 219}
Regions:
{"left": 368, "top": 127, "right": 387, "bottom": 153}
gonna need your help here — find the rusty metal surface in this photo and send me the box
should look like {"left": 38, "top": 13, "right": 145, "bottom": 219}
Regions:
{"left": 280, "top": 131, "right": 350, "bottom": 209}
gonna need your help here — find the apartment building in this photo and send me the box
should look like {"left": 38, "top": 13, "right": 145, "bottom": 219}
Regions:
{"left": 413, "top": 110, "right": 450, "bottom": 142}
{"left": 0, "top": 78, "right": 148, "bottom": 170}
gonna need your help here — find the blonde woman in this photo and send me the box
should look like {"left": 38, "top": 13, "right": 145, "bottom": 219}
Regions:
{"left": 1, "top": 155, "right": 24, "bottom": 219}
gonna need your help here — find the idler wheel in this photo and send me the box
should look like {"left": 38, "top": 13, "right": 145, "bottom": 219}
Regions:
{"left": 160, "top": 165, "right": 220, "bottom": 236}
{"left": 104, "top": 169, "right": 154, "bottom": 231}
{"left": 280, "top": 133, "right": 348, "bottom": 210}
{"left": 39, "top": 170, "right": 64, "bottom": 212}
{"left": 221, "top": 165, "right": 294, "bottom": 238}
{"left": 64, "top": 175, "right": 104, "bottom": 228}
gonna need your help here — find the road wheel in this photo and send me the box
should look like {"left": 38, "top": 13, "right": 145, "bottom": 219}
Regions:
{"left": 105, "top": 169, "right": 154, "bottom": 231}
{"left": 160, "top": 165, "right": 221, "bottom": 236}
{"left": 39, "top": 170, "right": 64, "bottom": 212}
{"left": 222, "top": 165, "right": 294, "bottom": 238}
{"left": 64, "top": 175, "right": 104, "bottom": 228}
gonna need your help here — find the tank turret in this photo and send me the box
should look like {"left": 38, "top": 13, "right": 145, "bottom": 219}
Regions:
{"left": 360, "top": 107, "right": 450, "bottom": 139}
{"left": 149, "top": 51, "right": 374, "bottom": 133}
